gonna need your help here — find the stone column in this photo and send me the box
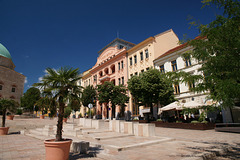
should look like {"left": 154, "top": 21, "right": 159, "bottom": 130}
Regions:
{"left": 109, "top": 102, "right": 112, "bottom": 119}
{"left": 102, "top": 103, "right": 107, "bottom": 119}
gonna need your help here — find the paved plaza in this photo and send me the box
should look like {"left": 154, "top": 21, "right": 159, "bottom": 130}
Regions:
{"left": 0, "top": 117, "right": 240, "bottom": 160}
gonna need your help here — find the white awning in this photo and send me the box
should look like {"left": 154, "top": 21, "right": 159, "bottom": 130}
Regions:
{"left": 182, "top": 101, "right": 206, "bottom": 109}
{"left": 160, "top": 101, "right": 182, "bottom": 111}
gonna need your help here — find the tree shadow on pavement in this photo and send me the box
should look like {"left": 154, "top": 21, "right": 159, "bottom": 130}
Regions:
{"left": 180, "top": 142, "right": 240, "bottom": 159}
{"left": 69, "top": 146, "right": 103, "bottom": 159}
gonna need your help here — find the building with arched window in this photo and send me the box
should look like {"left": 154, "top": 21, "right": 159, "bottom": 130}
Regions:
{"left": 0, "top": 43, "right": 25, "bottom": 103}
{"left": 90, "top": 38, "right": 135, "bottom": 119}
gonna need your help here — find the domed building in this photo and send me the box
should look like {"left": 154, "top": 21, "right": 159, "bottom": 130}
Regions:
{"left": 0, "top": 43, "right": 25, "bottom": 103}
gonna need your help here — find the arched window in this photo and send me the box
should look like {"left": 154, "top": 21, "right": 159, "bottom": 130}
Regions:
{"left": 111, "top": 79, "right": 115, "bottom": 86}
{"left": 110, "top": 64, "right": 115, "bottom": 74}
{"left": 104, "top": 68, "right": 109, "bottom": 75}
{"left": 0, "top": 81, "right": 3, "bottom": 91}
{"left": 99, "top": 71, "right": 103, "bottom": 77}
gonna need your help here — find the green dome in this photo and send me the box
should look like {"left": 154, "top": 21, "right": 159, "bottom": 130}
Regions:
{"left": 0, "top": 43, "right": 12, "bottom": 59}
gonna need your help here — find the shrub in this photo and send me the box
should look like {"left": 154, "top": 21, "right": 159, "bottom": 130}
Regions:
{"left": 79, "top": 113, "right": 83, "bottom": 118}
{"left": 176, "top": 121, "right": 182, "bottom": 123}
{"left": 64, "top": 107, "right": 72, "bottom": 118}
{"left": 157, "top": 119, "right": 162, "bottom": 122}
{"left": 191, "top": 120, "right": 200, "bottom": 123}
{"left": 16, "top": 108, "right": 23, "bottom": 115}
{"left": 87, "top": 109, "right": 94, "bottom": 117}
{"left": 201, "top": 120, "right": 208, "bottom": 124}
{"left": 198, "top": 112, "right": 206, "bottom": 122}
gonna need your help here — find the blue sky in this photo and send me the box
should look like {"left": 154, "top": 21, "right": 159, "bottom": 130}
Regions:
{"left": 0, "top": 0, "right": 223, "bottom": 92}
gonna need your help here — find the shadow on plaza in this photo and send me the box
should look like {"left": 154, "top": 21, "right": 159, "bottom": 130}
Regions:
{"left": 69, "top": 146, "right": 103, "bottom": 159}
{"left": 180, "top": 141, "right": 240, "bottom": 159}
{"left": 8, "top": 131, "right": 21, "bottom": 135}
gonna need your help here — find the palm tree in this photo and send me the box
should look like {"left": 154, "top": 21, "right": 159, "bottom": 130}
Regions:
{"left": 0, "top": 98, "right": 19, "bottom": 127}
{"left": 33, "top": 67, "right": 82, "bottom": 141}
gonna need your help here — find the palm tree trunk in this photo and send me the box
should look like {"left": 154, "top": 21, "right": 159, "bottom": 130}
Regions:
{"left": 56, "top": 96, "right": 64, "bottom": 141}
{"left": 2, "top": 109, "right": 6, "bottom": 127}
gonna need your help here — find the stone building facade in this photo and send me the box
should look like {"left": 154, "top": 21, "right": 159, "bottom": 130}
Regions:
{"left": 0, "top": 43, "right": 25, "bottom": 103}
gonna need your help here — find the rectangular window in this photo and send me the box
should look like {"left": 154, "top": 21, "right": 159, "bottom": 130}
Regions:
{"left": 122, "top": 77, "right": 124, "bottom": 85}
{"left": 140, "top": 52, "right": 143, "bottom": 61}
{"left": 93, "top": 75, "right": 97, "bottom": 82}
{"left": 185, "top": 58, "right": 192, "bottom": 67}
{"left": 119, "top": 45, "right": 124, "bottom": 49}
{"left": 171, "top": 60, "right": 178, "bottom": 71}
{"left": 160, "top": 65, "right": 165, "bottom": 73}
{"left": 141, "top": 69, "right": 144, "bottom": 73}
{"left": 0, "top": 85, "right": 2, "bottom": 90}
{"left": 188, "top": 82, "right": 195, "bottom": 90}
{"left": 145, "top": 49, "right": 149, "bottom": 58}
{"left": 130, "top": 57, "right": 132, "bottom": 66}
{"left": 121, "top": 61, "right": 124, "bottom": 69}
{"left": 118, "top": 78, "right": 121, "bottom": 85}
{"left": 134, "top": 55, "right": 137, "bottom": 64}
{"left": 146, "top": 67, "right": 149, "bottom": 71}
{"left": 174, "top": 83, "right": 180, "bottom": 94}
{"left": 132, "top": 99, "right": 139, "bottom": 116}
{"left": 118, "top": 62, "right": 120, "bottom": 70}
{"left": 135, "top": 72, "right": 138, "bottom": 75}
{"left": 12, "top": 87, "right": 15, "bottom": 93}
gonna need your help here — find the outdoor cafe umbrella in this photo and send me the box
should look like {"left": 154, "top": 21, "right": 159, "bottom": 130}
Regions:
{"left": 181, "top": 101, "right": 206, "bottom": 109}
{"left": 160, "top": 101, "right": 183, "bottom": 111}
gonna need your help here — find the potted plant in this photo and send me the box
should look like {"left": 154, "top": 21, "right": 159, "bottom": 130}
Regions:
{"left": 6, "top": 112, "right": 15, "bottom": 120}
{"left": 63, "top": 107, "right": 72, "bottom": 122}
{"left": 0, "top": 98, "right": 19, "bottom": 135}
{"left": 34, "top": 67, "right": 82, "bottom": 160}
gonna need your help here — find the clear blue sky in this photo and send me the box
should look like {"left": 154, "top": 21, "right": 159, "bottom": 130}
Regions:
{"left": 0, "top": 0, "right": 223, "bottom": 92}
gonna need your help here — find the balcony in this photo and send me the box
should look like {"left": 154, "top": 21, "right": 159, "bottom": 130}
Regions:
{"left": 99, "top": 74, "right": 111, "bottom": 81}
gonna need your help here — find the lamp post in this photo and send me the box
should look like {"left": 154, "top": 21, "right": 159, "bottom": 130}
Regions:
{"left": 88, "top": 103, "right": 93, "bottom": 119}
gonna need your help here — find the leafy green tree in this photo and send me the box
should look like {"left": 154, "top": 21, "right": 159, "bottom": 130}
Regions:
{"left": 35, "top": 97, "right": 48, "bottom": 115}
{"left": 128, "top": 69, "right": 175, "bottom": 118}
{"left": 81, "top": 85, "right": 97, "bottom": 115}
{"left": 170, "top": 0, "right": 240, "bottom": 109}
{"left": 64, "top": 107, "right": 72, "bottom": 118}
{"left": 97, "top": 82, "right": 129, "bottom": 118}
{"left": 111, "top": 85, "right": 129, "bottom": 118}
{"left": 67, "top": 84, "right": 83, "bottom": 118}
{"left": 35, "top": 91, "right": 57, "bottom": 117}
{"left": 33, "top": 67, "right": 81, "bottom": 141}
{"left": 21, "top": 87, "right": 40, "bottom": 112}
{"left": 0, "top": 99, "right": 19, "bottom": 127}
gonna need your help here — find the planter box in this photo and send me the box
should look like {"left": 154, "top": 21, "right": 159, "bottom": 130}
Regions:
{"left": 6, "top": 115, "right": 14, "bottom": 120}
{"left": 151, "top": 121, "right": 214, "bottom": 130}
{"left": 215, "top": 123, "right": 240, "bottom": 133}
{"left": 132, "top": 120, "right": 148, "bottom": 123}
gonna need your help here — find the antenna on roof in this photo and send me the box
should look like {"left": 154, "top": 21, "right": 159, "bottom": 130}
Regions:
{"left": 117, "top": 30, "right": 119, "bottom": 38}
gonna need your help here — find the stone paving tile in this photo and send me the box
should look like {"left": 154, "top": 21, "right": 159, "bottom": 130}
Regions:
{"left": 1, "top": 118, "right": 240, "bottom": 160}
{"left": 0, "top": 135, "right": 45, "bottom": 160}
